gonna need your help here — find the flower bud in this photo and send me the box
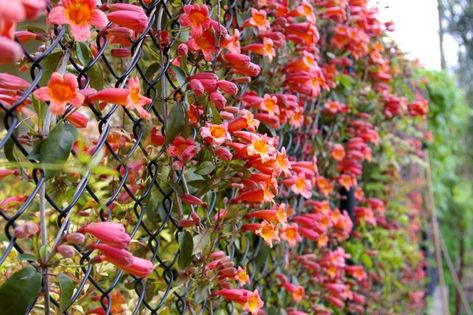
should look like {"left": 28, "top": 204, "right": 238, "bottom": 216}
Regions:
{"left": 57, "top": 244, "right": 75, "bottom": 258}
{"left": 0, "top": 169, "right": 17, "bottom": 179}
{"left": 210, "top": 92, "right": 226, "bottom": 110}
{"left": 219, "top": 111, "right": 234, "bottom": 120}
{"left": 150, "top": 127, "right": 165, "bottom": 146}
{"left": 189, "top": 79, "right": 204, "bottom": 96}
{"left": 66, "top": 232, "right": 86, "bottom": 245}
{"left": 15, "top": 31, "right": 38, "bottom": 44}
{"left": 181, "top": 193, "right": 206, "bottom": 207}
{"left": 215, "top": 147, "right": 233, "bottom": 161}
{"left": 217, "top": 80, "right": 238, "bottom": 95}
{"left": 24, "top": 222, "right": 40, "bottom": 235}
{"left": 66, "top": 112, "right": 89, "bottom": 129}
{"left": 111, "top": 48, "right": 131, "bottom": 58}
{"left": 177, "top": 43, "right": 188, "bottom": 56}
{"left": 0, "top": 38, "right": 23, "bottom": 65}
{"left": 14, "top": 225, "right": 28, "bottom": 239}
{"left": 0, "top": 73, "right": 29, "bottom": 90}
{"left": 179, "top": 219, "right": 198, "bottom": 228}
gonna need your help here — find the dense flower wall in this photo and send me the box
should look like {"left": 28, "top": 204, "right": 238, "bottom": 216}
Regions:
{"left": 0, "top": 0, "right": 429, "bottom": 313}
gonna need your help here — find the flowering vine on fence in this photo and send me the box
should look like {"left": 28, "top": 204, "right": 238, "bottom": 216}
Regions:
{"left": 0, "top": 0, "right": 429, "bottom": 314}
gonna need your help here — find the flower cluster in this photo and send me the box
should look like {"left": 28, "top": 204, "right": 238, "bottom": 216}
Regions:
{"left": 0, "top": 0, "right": 429, "bottom": 313}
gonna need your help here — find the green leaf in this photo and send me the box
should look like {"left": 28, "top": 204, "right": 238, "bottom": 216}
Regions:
{"left": 360, "top": 253, "right": 373, "bottom": 268}
{"left": 39, "top": 245, "right": 48, "bottom": 262}
{"left": 87, "top": 63, "right": 104, "bottom": 90}
{"left": 0, "top": 267, "right": 41, "bottom": 315}
{"left": 39, "top": 121, "right": 78, "bottom": 177}
{"left": 178, "top": 231, "right": 193, "bottom": 269}
{"left": 335, "top": 74, "right": 353, "bottom": 90}
{"left": 4, "top": 138, "right": 16, "bottom": 162}
{"left": 165, "top": 104, "right": 187, "bottom": 143}
{"left": 75, "top": 42, "right": 91, "bottom": 65}
{"left": 195, "top": 161, "right": 215, "bottom": 176}
{"left": 253, "top": 243, "right": 270, "bottom": 272}
{"left": 18, "top": 253, "right": 37, "bottom": 262}
{"left": 58, "top": 273, "right": 74, "bottom": 313}
{"left": 171, "top": 65, "right": 187, "bottom": 86}
{"left": 144, "top": 62, "right": 161, "bottom": 82}
{"left": 209, "top": 102, "right": 222, "bottom": 124}
{"left": 192, "top": 231, "right": 210, "bottom": 255}
{"left": 39, "top": 51, "right": 64, "bottom": 86}
{"left": 27, "top": 143, "right": 41, "bottom": 162}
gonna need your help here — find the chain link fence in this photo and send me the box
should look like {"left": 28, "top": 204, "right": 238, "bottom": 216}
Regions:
{"left": 0, "top": 0, "right": 428, "bottom": 313}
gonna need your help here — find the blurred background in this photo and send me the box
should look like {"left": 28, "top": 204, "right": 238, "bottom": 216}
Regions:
{"left": 374, "top": 0, "right": 473, "bottom": 313}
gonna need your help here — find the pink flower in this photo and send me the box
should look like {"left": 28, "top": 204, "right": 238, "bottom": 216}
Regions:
{"left": 242, "top": 38, "right": 276, "bottom": 61}
{"left": 33, "top": 72, "right": 84, "bottom": 116}
{"left": 107, "top": 6, "right": 148, "bottom": 34}
{"left": 88, "top": 77, "right": 151, "bottom": 119}
{"left": 126, "top": 77, "right": 152, "bottom": 118}
{"left": 166, "top": 136, "right": 200, "bottom": 168}
{"left": 200, "top": 123, "right": 231, "bottom": 146}
{"left": 179, "top": 4, "right": 210, "bottom": 36}
{"left": 80, "top": 222, "right": 131, "bottom": 249}
{"left": 280, "top": 224, "right": 302, "bottom": 247}
{"left": 244, "top": 9, "right": 270, "bottom": 32}
{"left": 290, "top": 176, "right": 312, "bottom": 199}
{"left": 259, "top": 94, "right": 279, "bottom": 115}
{"left": 109, "top": 255, "right": 154, "bottom": 278}
{"left": 246, "top": 134, "right": 276, "bottom": 162}
{"left": 0, "top": 37, "right": 23, "bottom": 65}
{"left": 0, "top": 73, "right": 29, "bottom": 89}
{"left": 214, "top": 289, "right": 264, "bottom": 315}
{"left": 217, "top": 80, "right": 238, "bottom": 95}
{"left": 48, "top": 0, "right": 108, "bottom": 42}
{"left": 90, "top": 243, "right": 133, "bottom": 266}
{"left": 66, "top": 111, "right": 89, "bottom": 128}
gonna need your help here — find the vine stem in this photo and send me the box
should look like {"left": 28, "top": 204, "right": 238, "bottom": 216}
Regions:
{"left": 39, "top": 48, "right": 70, "bottom": 315}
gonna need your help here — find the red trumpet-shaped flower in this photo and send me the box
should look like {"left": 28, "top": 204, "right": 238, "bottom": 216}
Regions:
{"left": 179, "top": 4, "right": 210, "bottom": 36}
{"left": 80, "top": 222, "right": 131, "bottom": 248}
{"left": 33, "top": 72, "right": 84, "bottom": 116}
{"left": 213, "top": 289, "right": 264, "bottom": 315}
{"left": 88, "top": 77, "right": 151, "bottom": 119}
{"left": 48, "top": 0, "right": 108, "bottom": 41}
{"left": 244, "top": 9, "right": 270, "bottom": 32}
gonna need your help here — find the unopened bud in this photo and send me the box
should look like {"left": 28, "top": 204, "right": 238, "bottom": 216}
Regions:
{"left": 66, "top": 232, "right": 86, "bottom": 245}
{"left": 57, "top": 244, "right": 75, "bottom": 258}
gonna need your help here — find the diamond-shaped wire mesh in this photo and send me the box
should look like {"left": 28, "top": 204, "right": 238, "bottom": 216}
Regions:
{"left": 0, "top": 1, "right": 201, "bottom": 313}
{"left": 0, "top": 0, "right": 422, "bottom": 313}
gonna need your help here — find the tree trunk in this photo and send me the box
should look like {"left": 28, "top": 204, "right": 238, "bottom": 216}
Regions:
{"left": 437, "top": 0, "right": 447, "bottom": 70}
{"left": 454, "top": 234, "right": 465, "bottom": 315}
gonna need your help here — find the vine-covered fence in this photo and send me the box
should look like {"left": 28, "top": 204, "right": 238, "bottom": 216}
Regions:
{"left": 0, "top": 0, "right": 429, "bottom": 314}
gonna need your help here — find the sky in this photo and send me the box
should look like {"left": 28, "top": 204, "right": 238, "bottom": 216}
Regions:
{"left": 372, "top": 0, "right": 456, "bottom": 70}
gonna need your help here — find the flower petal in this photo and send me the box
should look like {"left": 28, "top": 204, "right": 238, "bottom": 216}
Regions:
{"left": 70, "top": 93, "right": 85, "bottom": 107}
{"left": 91, "top": 9, "right": 109, "bottom": 29}
{"left": 33, "top": 87, "right": 50, "bottom": 101}
{"left": 48, "top": 6, "right": 68, "bottom": 25}
{"left": 63, "top": 73, "right": 79, "bottom": 90}
{"left": 135, "top": 106, "right": 151, "bottom": 119}
{"left": 49, "top": 101, "right": 66, "bottom": 116}
{"left": 70, "top": 25, "right": 91, "bottom": 42}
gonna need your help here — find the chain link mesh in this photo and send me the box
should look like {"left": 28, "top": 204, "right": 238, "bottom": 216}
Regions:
{"left": 0, "top": 0, "right": 427, "bottom": 313}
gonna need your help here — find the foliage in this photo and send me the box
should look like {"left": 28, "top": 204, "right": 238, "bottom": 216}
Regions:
{"left": 423, "top": 69, "right": 473, "bottom": 311}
